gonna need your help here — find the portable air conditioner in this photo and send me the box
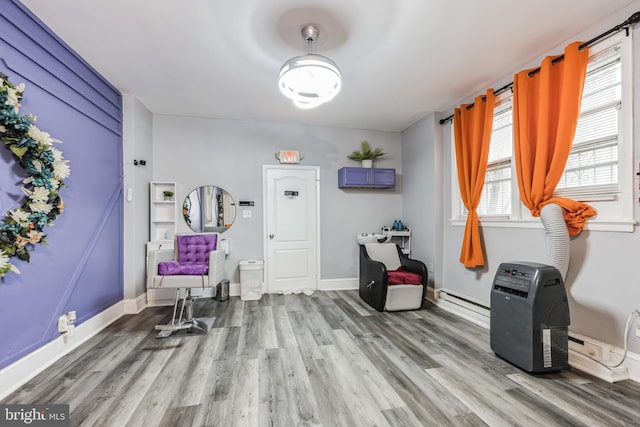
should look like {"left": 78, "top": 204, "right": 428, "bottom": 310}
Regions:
{"left": 490, "top": 261, "right": 570, "bottom": 373}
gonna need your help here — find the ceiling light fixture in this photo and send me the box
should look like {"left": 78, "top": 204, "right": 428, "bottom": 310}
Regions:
{"left": 279, "top": 25, "right": 342, "bottom": 109}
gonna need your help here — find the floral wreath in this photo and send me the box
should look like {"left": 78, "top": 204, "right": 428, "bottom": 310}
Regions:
{"left": 0, "top": 73, "right": 70, "bottom": 278}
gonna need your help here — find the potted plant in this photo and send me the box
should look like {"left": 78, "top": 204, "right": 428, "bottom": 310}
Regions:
{"left": 163, "top": 190, "right": 174, "bottom": 201}
{"left": 347, "top": 140, "right": 385, "bottom": 168}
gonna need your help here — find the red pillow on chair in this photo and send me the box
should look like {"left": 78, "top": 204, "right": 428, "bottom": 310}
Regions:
{"left": 387, "top": 267, "right": 422, "bottom": 285}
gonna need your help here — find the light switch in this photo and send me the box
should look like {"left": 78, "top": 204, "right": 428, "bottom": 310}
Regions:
{"left": 243, "top": 209, "right": 252, "bottom": 219}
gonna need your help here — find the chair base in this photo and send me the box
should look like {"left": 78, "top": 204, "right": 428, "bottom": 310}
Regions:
{"left": 155, "top": 316, "right": 216, "bottom": 338}
{"left": 154, "top": 287, "right": 216, "bottom": 338}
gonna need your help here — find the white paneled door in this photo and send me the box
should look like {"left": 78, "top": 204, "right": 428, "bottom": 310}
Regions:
{"left": 263, "top": 166, "right": 319, "bottom": 294}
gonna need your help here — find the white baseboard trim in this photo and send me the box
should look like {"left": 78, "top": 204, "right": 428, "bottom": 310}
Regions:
{"left": 0, "top": 301, "right": 125, "bottom": 400}
{"left": 432, "top": 288, "right": 640, "bottom": 384}
{"left": 568, "top": 349, "right": 630, "bottom": 383}
{"left": 426, "top": 286, "right": 437, "bottom": 304}
{"left": 146, "top": 287, "right": 217, "bottom": 307}
{"left": 148, "top": 278, "right": 358, "bottom": 300}
{"left": 145, "top": 288, "right": 174, "bottom": 307}
{"left": 626, "top": 351, "right": 640, "bottom": 382}
{"left": 241, "top": 278, "right": 358, "bottom": 296}
{"left": 568, "top": 332, "right": 640, "bottom": 383}
{"left": 318, "top": 278, "right": 359, "bottom": 291}
{"left": 123, "top": 293, "right": 147, "bottom": 314}
{"left": 230, "top": 282, "right": 241, "bottom": 297}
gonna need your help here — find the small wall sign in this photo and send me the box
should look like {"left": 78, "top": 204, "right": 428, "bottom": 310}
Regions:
{"left": 276, "top": 150, "right": 302, "bottom": 164}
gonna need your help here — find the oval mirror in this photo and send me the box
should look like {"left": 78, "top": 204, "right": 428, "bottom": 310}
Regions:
{"left": 183, "top": 185, "right": 236, "bottom": 233}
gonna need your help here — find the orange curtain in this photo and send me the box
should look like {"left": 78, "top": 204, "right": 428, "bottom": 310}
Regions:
{"left": 513, "top": 41, "right": 595, "bottom": 236}
{"left": 454, "top": 89, "right": 495, "bottom": 267}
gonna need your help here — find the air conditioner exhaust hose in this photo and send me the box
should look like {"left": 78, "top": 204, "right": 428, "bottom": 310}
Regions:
{"left": 540, "top": 203, "right": 569, "bottom": 281}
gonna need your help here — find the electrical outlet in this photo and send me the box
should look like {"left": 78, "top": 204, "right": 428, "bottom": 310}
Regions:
{"left": 428, "top": 263, "right": 434, "bottom": 273}
{"left": 58, "top": 315, "right": 69, "bottom": 333}
{"left": 58, "top": 311, "right": 77, "bottom": 334}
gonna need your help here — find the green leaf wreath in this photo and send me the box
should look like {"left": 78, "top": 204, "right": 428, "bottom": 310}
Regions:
{"left": 0, "top": 73, "right": 70, "bottom": 277}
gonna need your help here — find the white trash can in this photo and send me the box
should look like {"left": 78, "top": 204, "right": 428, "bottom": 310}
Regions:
{"left": 239, "top": 260, "right": 264, "bottom": 301}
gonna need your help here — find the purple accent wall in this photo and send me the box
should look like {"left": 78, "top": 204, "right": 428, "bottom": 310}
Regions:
{"left": 0, "top": 1, "right": 123, "bottom": 370}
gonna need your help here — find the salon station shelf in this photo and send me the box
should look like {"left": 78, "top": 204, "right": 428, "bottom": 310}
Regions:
{"left": 389, "top": 229, "right": 411, "bottom": 256}
{"left": 338, "top": 167, "right": 396, "bottom": 189}
{"left": 150, "top": 181, "right": 176, "bottom": 242}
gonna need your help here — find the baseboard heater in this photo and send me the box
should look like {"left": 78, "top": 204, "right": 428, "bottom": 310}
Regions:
{"left": 437, "top": 288, "right": 491, "bottom": 327}
{"left": 568, "top": 335, "right": 584, "bottom": 346}
{"left": 438, "top": 289, "right": 489, "bottom": 311}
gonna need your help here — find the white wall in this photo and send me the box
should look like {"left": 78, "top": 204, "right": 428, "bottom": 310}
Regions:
{"left": 402, "top": 3, "right": 640, "bottom": 354}
{"left": 401, "top": 112, "right": 444, "bottom": 291}
{"left": 152, "top": 115, "right": 402, "bottom": 283}
{"left": 122, "top": 95, "right": 153, "bottom": 300}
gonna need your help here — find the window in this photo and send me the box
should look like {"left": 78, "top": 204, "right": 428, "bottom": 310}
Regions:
{"left": 477, "top": 100, "right": 512, "bottom": 216}
{"left": 555, "top": 46, "right": 621, "bottom": 198}
{"left": 452, "top": 33, "right": 633, "bottom": 231}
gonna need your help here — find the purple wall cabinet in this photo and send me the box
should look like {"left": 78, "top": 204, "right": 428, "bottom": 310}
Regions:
{"left": 0, "top": 1, "right": 123, "bottom": 370}
{"left": 338, "top": 167, "right": 396, "bottom": 189}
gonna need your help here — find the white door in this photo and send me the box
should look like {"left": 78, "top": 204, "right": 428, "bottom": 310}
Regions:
{"left": 263, "top": 166, "right": 319, "bottom": 294}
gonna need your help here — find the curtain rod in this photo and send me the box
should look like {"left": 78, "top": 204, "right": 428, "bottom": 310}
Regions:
{"left": 439, "top": 11, "right": 640, "bottom": 125}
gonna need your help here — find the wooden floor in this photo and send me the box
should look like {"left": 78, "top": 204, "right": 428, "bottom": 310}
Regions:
{"left": 4, "top": 290, "right": 640, "bottom": 426}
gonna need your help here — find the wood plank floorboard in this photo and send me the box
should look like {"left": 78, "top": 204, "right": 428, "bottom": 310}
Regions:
{"left": 4, "top": 290, "right": 640, "bottom": 426}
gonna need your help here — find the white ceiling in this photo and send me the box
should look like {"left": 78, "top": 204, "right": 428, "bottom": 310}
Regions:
{"left": 21, "top": 0, "right": 638, "bottom": 132}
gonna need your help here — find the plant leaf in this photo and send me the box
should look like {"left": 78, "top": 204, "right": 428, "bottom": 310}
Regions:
{"left": 9, "top": 144, "right": 28, "bottom": 159}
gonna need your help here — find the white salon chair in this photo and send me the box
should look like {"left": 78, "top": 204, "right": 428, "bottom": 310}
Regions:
{"left": 147, "top": 233, "right": 226, "bottom": 337}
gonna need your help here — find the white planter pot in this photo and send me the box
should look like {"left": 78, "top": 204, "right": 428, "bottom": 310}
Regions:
{"left": 361, "top": 159, "right": 373, "bottom": 168}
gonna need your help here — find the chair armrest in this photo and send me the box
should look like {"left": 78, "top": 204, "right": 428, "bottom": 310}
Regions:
{"left": 146, "top": 249, "right": 174, "bottom": 289}
{"left": 399, "top": 255, "right": 429, "bottom": 287}
{"left": 208, "top": 249, "right": 226, "bottom": 286}
{"left": 360, "top": 252, "right": 387, "bottom": 284}
{"left": 359, "top": 245, "right": 388, "bottom": 311}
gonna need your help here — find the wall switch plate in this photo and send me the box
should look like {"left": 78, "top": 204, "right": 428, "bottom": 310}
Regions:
{"left": 243, "top": 209, "right": 252, "bottom": 219}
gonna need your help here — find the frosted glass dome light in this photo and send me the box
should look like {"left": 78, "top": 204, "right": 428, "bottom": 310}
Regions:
{"left": 279, "top": 25, "right": 341, "bottom": 109}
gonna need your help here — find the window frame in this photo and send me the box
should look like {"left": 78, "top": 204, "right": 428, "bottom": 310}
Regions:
{"left": 450, "top": 32, "right": 634, "bottom": 232}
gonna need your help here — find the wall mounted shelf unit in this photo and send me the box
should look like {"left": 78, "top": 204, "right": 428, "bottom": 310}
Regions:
{"left": 150, "top": 181, "right": 176, "bottom": 242}
{"left": 389, "top": 229, "right": 411, "bottom": 256}
{"left": 338, "top": 167, "right": 396, "bottom": 189}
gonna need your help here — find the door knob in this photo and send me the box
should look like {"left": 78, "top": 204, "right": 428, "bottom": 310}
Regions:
{"left": 269, "top": 234, "right": 274, "bottom": 239}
